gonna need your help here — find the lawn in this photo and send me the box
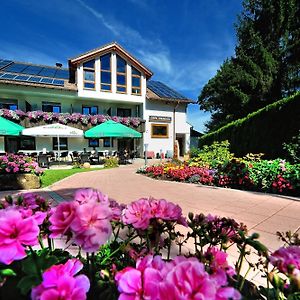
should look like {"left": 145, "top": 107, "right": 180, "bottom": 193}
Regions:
{"left": 40, "top": 168, "right": 103, "bottom": 187}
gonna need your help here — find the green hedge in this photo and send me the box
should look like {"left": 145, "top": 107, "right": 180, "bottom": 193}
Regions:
{"left": 199, "top": 92, "right": 300, "bottom": 158}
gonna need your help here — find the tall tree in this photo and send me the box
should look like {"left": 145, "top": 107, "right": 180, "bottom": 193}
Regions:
{"left": 199, "top": 0, "right": 300, "bottom": 132}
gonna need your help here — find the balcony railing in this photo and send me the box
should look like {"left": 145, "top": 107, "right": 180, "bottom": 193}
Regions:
{"left": 0, "top": 109, "right": 145, "bottom": 132}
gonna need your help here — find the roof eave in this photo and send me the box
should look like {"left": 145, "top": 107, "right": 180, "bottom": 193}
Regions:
{"left": 147, "top": 96, "right": 195, "bottom": 104}
{"left": 69, "top": 42, "right": 153, "bottom": 79}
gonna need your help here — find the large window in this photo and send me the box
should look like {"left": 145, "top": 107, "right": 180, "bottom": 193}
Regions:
{"left": 0, "top": 101, "right": 18, "bottom": 110}
{"left": 102, "top": 137, "right": 112, "bottom": 148}
{"left": 20, "top": 137, "right": 36, "bottom": 150}
{"left": 53, "top": 137, "right": 68, "bottom": 150}
{"left": 116, "top": 55, "right": 126, "bottom": 93}
{"left": 82, "top": 106, "right": 98, "bottom": 115}
{"left": 151, "top": 124, "right": 169, "bottom": 138}
{"left": 117, "top": 108, "right": 131, "bottom": 117}
{"left": 42, "top": 102, "right": 61, "bottom": 113}
{"left": 88, "top": 139, "right": 99, "bottom": 147}
{"left": 83, "top": 59, "right": 95, "bottom": 90}
{"left": 100, "top": 54, "right": 111, "bottom": 91}
{"left": 131, "top": 67, "right": 141, "bottom": 95}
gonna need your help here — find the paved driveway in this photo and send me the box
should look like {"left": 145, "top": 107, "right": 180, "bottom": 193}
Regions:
{"left": 49, "top": 164, "right": 300, "bottom": 252}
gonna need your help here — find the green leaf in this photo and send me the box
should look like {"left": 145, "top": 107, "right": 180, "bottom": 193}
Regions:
{"left": 0, "top": 268, "right": 16, "bottom": 277}
{"left": 17, "top": 275, "right": 40, "bottom": 295}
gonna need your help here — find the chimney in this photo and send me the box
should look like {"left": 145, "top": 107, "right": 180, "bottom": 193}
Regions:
{"left": 56, "top": 62, "right": 63, "bottom": 68}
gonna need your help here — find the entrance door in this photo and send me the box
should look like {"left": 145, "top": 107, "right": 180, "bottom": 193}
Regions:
{"left": 176, "top": 134, "right": 185, "bottom": 156}
{"left": 118, "top": 139, "right": 134, "bottom": 152}
{"left": 5, "top": 137, "right": 19, "bottom": 153}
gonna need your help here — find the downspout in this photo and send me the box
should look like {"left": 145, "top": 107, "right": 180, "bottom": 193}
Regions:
{"left": 173, "top": 101, "right": 180, "bottom": 159}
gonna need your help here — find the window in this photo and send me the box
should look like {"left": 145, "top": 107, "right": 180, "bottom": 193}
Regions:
{"left": 117, "top": 108, "right": 131, "bottom": 117}
{"left": 88, "top": 139, "right": 99, "bottom": 147}
{"left": 53, "top": 137, "right": 68, "bottom": 150}
{"left": 131, "top": 67, "right": 141, "bottom": 95}
{"left": 82, "top": 106, "right": 98, "bottom": 115}
{"left": 151, "top": 124, "right": 169, "bottom": 138}
{"left": 42, "top": 102, "right": 61, "bottom": 113}
{"left": 0, "top": 102, "right": 18, "bottom": 110}
{"left": 100, "top": 54, "right": 111, "bottom": 91}
{"left": 116, "top": 55, "right": 127, "bottom": 93}
{"left": 103, "top": 137, "right": 111, "bottom": 147}
{"left": 20, "top": 137, "right": 35, "bottom": 150}
{"left": 83, "top": 59, "right": 95, "bottom": 90}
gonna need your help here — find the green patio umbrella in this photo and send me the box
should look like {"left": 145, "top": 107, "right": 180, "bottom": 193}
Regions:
{"left": 0, "top": 116, "right": 24, "bottom": 136}
{"left": 85, "top": 120, "right": 142, "bottom": 138}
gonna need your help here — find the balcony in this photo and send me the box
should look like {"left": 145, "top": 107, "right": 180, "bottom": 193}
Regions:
{"left": 0, "top": 109, "right": 145, "bottom": 133}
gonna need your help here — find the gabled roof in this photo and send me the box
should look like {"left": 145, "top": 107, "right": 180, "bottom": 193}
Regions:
{"left": 69, "top": 42, "right": 153, "bottom": 79}
{"left": 146, "top": 80, "right": 194, "bottom": 103}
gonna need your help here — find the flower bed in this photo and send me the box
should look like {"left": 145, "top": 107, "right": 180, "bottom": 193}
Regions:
{"left": 139, "top": 159, "right": 300, "bottom": 196}
{"left": 0, "top": 108, "right": 142, "bottom": 127}
{"left": 0, "top": 188, "right": 299, "bottom": 299}
{"left": 0, "top": 154, "right": 42, "bottom": 190}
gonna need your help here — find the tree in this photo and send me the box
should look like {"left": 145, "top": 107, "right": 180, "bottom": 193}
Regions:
{"left": 199, "top": 0, "right": 300, "bottom": 132}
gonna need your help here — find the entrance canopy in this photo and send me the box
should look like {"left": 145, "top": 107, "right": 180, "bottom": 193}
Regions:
{"left": 84, "top": 120, "right": 142, "bottom": 138}
{"left": 0, "top": 116, "right": 24, "bottom": 136}
{"left": 22, "top": 123, "right": 83, "bottom": 137}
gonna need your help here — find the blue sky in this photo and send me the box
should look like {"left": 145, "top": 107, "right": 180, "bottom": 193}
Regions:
{"left": 0, "top": 0, "right": 242, "bottom": 132}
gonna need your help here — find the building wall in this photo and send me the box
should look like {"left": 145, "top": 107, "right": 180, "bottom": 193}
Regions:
{"left": 0, "top": 137, "right": 4, "bottom": 152}
{"left": 143, "top": 100, "right": 191, "bottom": 155}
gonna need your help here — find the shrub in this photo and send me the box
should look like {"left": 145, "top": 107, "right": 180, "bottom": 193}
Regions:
{"left": 104, "top": 157, "right": 119, "bottom": 168}
{"left": 189, "top": 140, "right": 234, "bottom": 168}
{"left": 199, "top": 92, "right": 300, "bottom": 158}
{"left": 283, "top": 130, "right": 300, "bottom": 164}
{"left": 0, "top": 154, "right": 43, "bottom": 175}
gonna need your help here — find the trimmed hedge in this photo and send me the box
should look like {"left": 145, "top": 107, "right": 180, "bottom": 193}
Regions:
{"left": 199, "top": 92, "right": 300, "bottom": 158}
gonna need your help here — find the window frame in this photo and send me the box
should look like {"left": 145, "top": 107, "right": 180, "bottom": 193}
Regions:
{"left": 88, "top": 139, "right": 99, "bottom": 147}
{"left": 102, "top": 137, "right": 111, "bottom": 148}
{"left": 116, "top": 55, "right": 127, "bottom": 94}
{"left": 100, "top": 54, "right": 112, "bottom": 92}
{"left": 83, "top": 59, "right": 95, "bottom": 90}
{"left": 0, "top": 101, "right": 18, "bottom": 111}
{"left": 82, "top": 106, "right": 98, "bottom": 115}
{"left": 53, "top": 137, "right": 68, "bottom": 151}
{"left": 131, "top": 67, "right": 141, "bottom": 95}
{"left": 151, "top": 123, "right": 169, "bottom": 138}
{"left": 19, "top": 137, "right": 36, "bottom": 150}
{"left": 42, "top": 102, "right": 61, "bottom": 113}
{"left": 117, "top": 108, "right": 131, "bottom": 117}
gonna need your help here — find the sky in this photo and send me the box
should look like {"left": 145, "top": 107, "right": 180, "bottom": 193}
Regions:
{"left": 0, "top": 0, "right": 243, "bottom": 132}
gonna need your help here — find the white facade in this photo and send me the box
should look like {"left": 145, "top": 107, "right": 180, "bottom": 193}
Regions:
{"left": 0, "top": 43, "right": 192, "bottom": 157}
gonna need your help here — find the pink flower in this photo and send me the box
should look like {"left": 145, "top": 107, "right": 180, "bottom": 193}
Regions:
{"left": 270, "top": 246, "right": 300, "bottom": 274}
{"left": 122, "top": 198, "right": 152, "bottom": 230}
{"left": 0, "top": 209, "right": 39, "bottom": 265}
{"left": 74, "top": 188, "right": 108, "bottom": 205}
{"left": 31, "top": 259, "right": 90, "bottom": 300}
{"left": 49, "top": 201, "right": 78, "bottom": 238}
{"left": 207, "top": 247, "right": 236, "bottom": 277}
{"left": 71, "top": 202, "right": 112, "bottom": 252}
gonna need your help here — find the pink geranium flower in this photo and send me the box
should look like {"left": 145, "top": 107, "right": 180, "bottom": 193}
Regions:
{"left": 74, "top": 188, "right": 109, "bottom": 205}
{"left": 122, "top": 198, "right": 152, "bottom": 230}
{"left": 71, "top": 202, "right": 112, "bottom": 252}
{"left": 31, "top": 259, "right": 90, "bottom": 300}
{"left": 270, "top": 246, "right": 300, "bottom": 274}
{"left": 49, "top": 201, "right": 78, "bottom": 238}
{"left": 0, "top": 209, "right": 40, "bottom": 265}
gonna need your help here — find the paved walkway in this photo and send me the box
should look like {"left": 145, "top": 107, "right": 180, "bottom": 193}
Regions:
{"left": 0, "top": 163, "right": 299, "bottom": 285}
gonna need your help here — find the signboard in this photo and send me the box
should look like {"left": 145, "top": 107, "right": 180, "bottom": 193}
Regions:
{"left": 149, "top": 116, "right": 172, "bottom": 123}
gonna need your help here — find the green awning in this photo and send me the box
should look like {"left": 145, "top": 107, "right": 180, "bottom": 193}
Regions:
{"left": 85, "top": 120, "right": 142, "bottom": 138}
{"left": 0, "top": 116, "right": 24, "bottom": 136}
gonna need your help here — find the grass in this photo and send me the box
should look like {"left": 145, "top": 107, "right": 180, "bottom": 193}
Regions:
{"left": 40, "top": 168, "right": 103, "bottom": 188}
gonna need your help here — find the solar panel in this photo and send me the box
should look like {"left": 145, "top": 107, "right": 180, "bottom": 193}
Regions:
{"left": 54, "top": 69, "right": 69, "bottom": 79}
{"left": 1, "top": 73, "right": 17, "bottom": 79}
{"left": 28, "top": 76, "right": 42, "bottom": 83}
{"left": 21, "top": 65, "right": 43, "bottom": 75}
{"left": 3, "top": 63, "right": 28, "bottom": 73}
{"left": 15, "top": 75, "right": 30, "bottom": 81}
{"left": 38, "top": 68, "right": 56, "bottom": 77}
{"left": 53, "top": 79, "right": 64, "bottom": 86}
{"left": 40, "top": 77, "right": 54, "bottom": 84}
{"left": 0, "top": 59, "right": 13, "bottom": 70}
{"left": 147, "top": 81, "right": 186, "bottom": 99}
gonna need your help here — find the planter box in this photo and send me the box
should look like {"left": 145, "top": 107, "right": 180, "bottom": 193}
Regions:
{"left": 0, "top": 173, "right": 40, "bottom": 190}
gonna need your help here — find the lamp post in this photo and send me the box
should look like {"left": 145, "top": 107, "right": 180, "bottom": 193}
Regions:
{"left": 144, "top": 143, "right": 148, "bottom": 166}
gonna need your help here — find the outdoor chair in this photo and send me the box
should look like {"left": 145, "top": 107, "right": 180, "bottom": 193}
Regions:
{"left": 38, "top": 154, "right": 50, "bottom": 169}
{"left": 48, "top": 151, "right": 56, "bottom": 161}
{"left": 71, "top": 151, "right": 80, "bottom": 162}
{"left": 59, "top": 151, "right": 69, "bottom": 161}
{"left": 80, "top": 153, "right": 90, "bottom": 164}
